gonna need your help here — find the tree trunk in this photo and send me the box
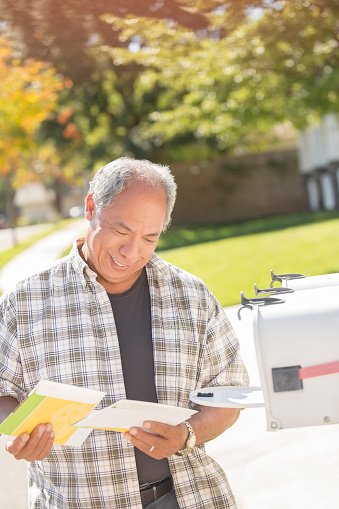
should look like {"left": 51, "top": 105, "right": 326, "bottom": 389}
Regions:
{"left": 53, "top": 178, "right": 63, "bottom": 217}
{"left": 4, "top": 172, "right": 18, "bottom": 246}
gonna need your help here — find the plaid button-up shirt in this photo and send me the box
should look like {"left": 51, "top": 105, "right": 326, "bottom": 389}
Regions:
{"left": 0, "top": 238, "right": 249, "bottom": 509}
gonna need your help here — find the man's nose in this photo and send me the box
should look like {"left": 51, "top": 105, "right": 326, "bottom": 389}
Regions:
{"left": 119, "top": 237, "right": 139, "bottom": 260}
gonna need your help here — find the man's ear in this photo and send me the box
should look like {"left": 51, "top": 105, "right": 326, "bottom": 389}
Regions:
{"left": 85, "top": 193, "right": 96, "bottom": 220}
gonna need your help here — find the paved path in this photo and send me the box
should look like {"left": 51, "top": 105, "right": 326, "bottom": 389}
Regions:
{"left": 0, "top": 224, "right": 51, "bottom": 253}
{"left": 0, "top": 228, "right": 339, "bottom": 508}
{"left": 0, "top": 219, "right": 87, "bottom": 293}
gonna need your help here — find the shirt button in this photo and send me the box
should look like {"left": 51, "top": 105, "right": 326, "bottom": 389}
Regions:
{"left": 106, "top": 331, "right": 112, "bottom": 337}
{"left": 99, "top": 297, "right": 105, "bottom": 304}
{"left": 127, "top": 479, "right": 135, "bottom": 489}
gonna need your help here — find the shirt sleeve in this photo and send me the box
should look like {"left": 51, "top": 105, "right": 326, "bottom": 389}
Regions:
{"left": 0, "top": 292, "right": 26, "bottom": 403}
{"left": 201, "top": 292, "right": 250, "bottom": 389}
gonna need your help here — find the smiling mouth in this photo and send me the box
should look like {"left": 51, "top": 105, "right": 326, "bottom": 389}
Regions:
{"left": 111, "top": 257, "right": 128, "bottom": 268}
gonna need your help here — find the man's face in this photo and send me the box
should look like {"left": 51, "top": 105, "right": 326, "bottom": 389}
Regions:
{"left": 82, "top": 181, "right": 167, "bottom": 294}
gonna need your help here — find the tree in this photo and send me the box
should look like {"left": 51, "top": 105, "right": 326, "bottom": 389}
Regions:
{"left": 0, "top": 1, "right": 282, "bottom": 170}
{"left": 105, "top": 0, "right": 339, "bottom": 160}
{"left": 84, "top": 10, "right": 294, "bottom": 161}
{"left": 2, "top": 1, "right": 338, "bottom": 172}
{"left": 0, "top": 37, "right": 65, "bottom": 238}
{"left": 0, "top": 0, "right": 272, "bottom": 80}
{"left": 225, "top": 0, "right": 339, "bottom": 129}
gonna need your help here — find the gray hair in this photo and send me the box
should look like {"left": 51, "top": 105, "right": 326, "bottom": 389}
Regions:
{"left": 88, "top": 157, "right": 177, "bottom": 231}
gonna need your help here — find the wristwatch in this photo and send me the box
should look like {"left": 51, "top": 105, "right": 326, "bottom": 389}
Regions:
{"left": 175, "top": 421, "right": 196, "bottom": 456}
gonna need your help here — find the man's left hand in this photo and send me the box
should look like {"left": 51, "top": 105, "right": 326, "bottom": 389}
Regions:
{"left": 124, "top": 421, "right": 188, "bottom": 459}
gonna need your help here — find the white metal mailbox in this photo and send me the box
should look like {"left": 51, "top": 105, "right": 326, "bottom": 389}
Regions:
{"left": 253, "top": 291, "right": 339, "bottom": 431}
{"left": 282, "top": 272, "right": 339, "bottom": 291}
{"left": 190, "top": 271, "right": 339, "bottom": 432}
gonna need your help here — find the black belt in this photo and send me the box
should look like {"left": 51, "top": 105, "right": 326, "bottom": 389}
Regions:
{"left": 140, "top": 476, "right": 173, "bottom": 507}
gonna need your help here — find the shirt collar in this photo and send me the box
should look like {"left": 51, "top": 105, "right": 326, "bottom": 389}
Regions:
{"left": 70, "top": 237, "right": 98, "bottom": 289}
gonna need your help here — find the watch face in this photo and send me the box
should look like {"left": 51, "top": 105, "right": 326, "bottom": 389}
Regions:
{"left": 187, "top": 434, "right": 196, "bottom": 449}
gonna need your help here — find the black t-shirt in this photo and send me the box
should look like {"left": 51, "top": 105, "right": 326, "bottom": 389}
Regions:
{"left": 108, "top": 268, "right": 171, "bottom": 485}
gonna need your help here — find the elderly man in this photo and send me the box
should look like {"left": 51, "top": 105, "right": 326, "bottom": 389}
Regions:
{"left": 0, "top": 158, "right": 249, "bottom": 509}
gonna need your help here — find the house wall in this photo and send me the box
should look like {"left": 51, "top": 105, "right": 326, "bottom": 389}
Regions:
{"left": 170, "top": 148, "right": 308, "bottom": 225}
{"left": 14, "top": 181, "right": 88, "bottom": 223}
{"left": 14, "top": 148, "right": 307, "bottom": 225}
{"left": 14, "top": 182, "right": 57, "bottom": 222}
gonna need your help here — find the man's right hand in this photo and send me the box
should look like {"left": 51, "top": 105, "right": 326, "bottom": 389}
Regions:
{"left": 5, "top": 423, "right": 54, "bottom": 462}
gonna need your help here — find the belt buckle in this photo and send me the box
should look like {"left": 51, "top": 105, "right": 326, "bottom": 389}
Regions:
{"left": 153, "top": 485, "right": 158, "bottom": 501}
{"left": 140, "top": 482, "right": 152, "bottom": 492}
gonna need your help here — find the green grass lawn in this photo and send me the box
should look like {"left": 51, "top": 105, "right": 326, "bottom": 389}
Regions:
{"left": 157, "top": 211, "right": 339, "bottom": 307}
{"left": 2, "top": 212, "right": 339, "bottom": 307}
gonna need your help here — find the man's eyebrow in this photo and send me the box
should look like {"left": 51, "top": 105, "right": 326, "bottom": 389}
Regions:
{"left": 116, "top": 222, "right": 161, "bottom": 237}
{"left": 116, "top": 222, "right": 133, "bottom": 233}
{"left": 145, "top": 232, "right": 161, "bottom": 238}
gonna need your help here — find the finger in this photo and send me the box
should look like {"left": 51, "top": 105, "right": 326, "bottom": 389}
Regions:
{"left": 14, "top": 424, "right": 47, "bottom": 460}
{"left": 26, "top": 424, "right": 54, "bottom": 462}
{"left": 125, "top": 427, "right": 152, "bottom": 449}
{"left": 34, "top": 429, "right": 55, "bottom": 461}
{"left": 125, "top": 427, "right": 175, "bottom": 459}
{"left": 143, "top": 421, "right": 177, "bottom": 439}
{"left": 9, "top": 424, "right": 54, "bottom": 461}
{"left": 6, "top": 433, "right": 30, "bottom": 457}
{"left": 125, "top": 428, "right": 158, "bottom": 455}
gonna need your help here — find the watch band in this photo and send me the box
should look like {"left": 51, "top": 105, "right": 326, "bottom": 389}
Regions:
{"left": 175, "top": 420, "right": 196, "bottom": 457}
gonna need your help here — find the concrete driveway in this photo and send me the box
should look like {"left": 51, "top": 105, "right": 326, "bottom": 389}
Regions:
{"left": 206, "top": 306, "right": 339, "bottom": 509}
